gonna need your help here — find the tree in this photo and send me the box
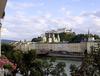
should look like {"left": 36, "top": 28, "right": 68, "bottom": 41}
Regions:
{"left": 1, "top": 43, "right": 14, "bottom": 57}
{"left": 3, "top": 64, "right": 13, "bottom": 70}
{"left": 93, "top": 34, "right": 100, "bottom": 39}
{"left": 1, "top": 43, "right": 67, "bottom": 76}
{"left": 31, "top": 37, "right": 42, "bottom": 42}
{"left": 42, "top": 57, "right": 67, "bottom": 76}
{"left": 70, "top": 44, "right": 100, "bottom": 76}
{"left": 51, "top": 62, "right": 67, "bottom": 76}
{"left": 59, "top": 32, "right": 76, "bottom": 42}
{"left": 70, "top": 64, "right": 78, "bottom": 76}
{"left": 10, "top": 50, "right": 23, "bottom": 76}
{"left": 3, "top": 64, "right": 13, "bottom": 76}
{"left": 30, "top": 59, "right": 43, "bottom": 76}
{"left": 16, "top": 49, "right": 44, "bottom": 76}
{"left": 69, "top": 34, "right": 88, "bottom": 43}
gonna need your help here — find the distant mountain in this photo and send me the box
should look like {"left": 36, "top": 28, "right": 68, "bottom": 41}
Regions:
{"left": 1, "top": 39, "right": 16, "bottom": 43}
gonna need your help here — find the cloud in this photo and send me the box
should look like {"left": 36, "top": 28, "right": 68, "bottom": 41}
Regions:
{"left": 76, "top": 11, "right": 100, "bottom": 34}
{"left": 81, "top": 11, "right": 100, "bottom": 18}
{"left": 1, "top": 28, "right": 18, "bottom": 39}
{"left": 3, "top": 10, "right": 100, "bottom": 40}
{"left": 7, "top": 2, "right": 34, "bottom": 11}
{"left": 61, "top": 7, "right": 71, "bottom": 16}
{"left": 7, "top": 0, "right": 44, "bottom": 11}
{"left": 92, "top": 17, "right": 100, "bottom": 26}
{"left": 2, "top": 0, "right": 100, "bottom": 40}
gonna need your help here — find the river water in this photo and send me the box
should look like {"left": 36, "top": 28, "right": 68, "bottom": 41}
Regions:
{"left": 16, "top": 59, "right": 81, "bottom": 76}
{"left": 56, "top": 59, "right": 81, "bottom": 76}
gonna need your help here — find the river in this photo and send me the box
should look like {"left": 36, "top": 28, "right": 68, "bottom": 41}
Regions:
{"left": 16, "top": 59, "right": 81, "bottom": 76}
{"left": 56, "top": 59, "right": 81, "bottom": 76}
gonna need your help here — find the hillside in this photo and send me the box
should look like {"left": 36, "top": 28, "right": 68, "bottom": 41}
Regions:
{"left": 1, "top": 39, "right": 16, "bottom": 43}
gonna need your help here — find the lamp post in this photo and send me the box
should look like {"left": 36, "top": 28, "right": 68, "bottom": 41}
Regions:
{"left": 0, "top": 0, "right": 7, "bottom": 56}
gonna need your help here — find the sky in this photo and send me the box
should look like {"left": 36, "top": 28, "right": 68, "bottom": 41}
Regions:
{"left": 1, "top": 0, "right": 100, "bottom": 40}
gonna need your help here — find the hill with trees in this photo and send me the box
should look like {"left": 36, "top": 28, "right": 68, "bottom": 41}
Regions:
{"left": 31, "top": 32, "right": 100, "bottom": 43}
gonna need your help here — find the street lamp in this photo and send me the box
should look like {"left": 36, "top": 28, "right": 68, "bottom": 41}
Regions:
{"left": 0, "top": 0, "right": 7, "bottom": 56}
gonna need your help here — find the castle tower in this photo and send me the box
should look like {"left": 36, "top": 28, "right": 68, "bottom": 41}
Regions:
{"left": 57, "top": 34, "right": 60, "bottom": 42}
{"left": 52, "top": 33, "right": 57, "bottom": 42}
{"left": 48, "top": 33, "right": 52, "bottom": 43}
{"left": 42, "top": 35, "right": 47, "bottom": 42}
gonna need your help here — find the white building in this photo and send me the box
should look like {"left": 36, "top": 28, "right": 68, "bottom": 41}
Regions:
{"left": 42, "top": 27, "right": 72, "bottom": 43}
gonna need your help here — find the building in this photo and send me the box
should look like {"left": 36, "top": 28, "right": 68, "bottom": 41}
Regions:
{"left": 12, "top": 28, "right": 100, "bottom": 54}
{"left": 42, "top": 27, "right": 72, "bottom": 43}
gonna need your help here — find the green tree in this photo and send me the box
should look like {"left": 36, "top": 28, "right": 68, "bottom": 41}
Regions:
{"left": 70, "top": 44, "right": 100, "bottom": 76}
{"left": 59, "top": 32, "right": 76, "bottom": 42}
{"left": 1, "top": 44, "right": 67, "bottom": 76}
{"left": 94, "top": 34, "right": 100, "bottom": 39}
{"left": 51, "top": 62, "right": 67, "bottom": 76}
{"left": 31, "top": 37, "right": 42, "bottom": 42}
{"left": 42, "top": 57, "right": 67, "bottom": 76}
{"left": 1, "top": 43, "right": 14, "bottom": 57}
{"left": 3, "top": 64, "right": 13, "bottom": 70}
{"left": 18, "top": 49, "right": 43, "bottom": 76}
{"left": 70, "top": 64, "right": 78, "bottom": 76}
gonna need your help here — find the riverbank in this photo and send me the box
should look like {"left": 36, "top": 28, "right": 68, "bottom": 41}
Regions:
{"left": 38, "top": 52, "right": 84, "bottom": 61}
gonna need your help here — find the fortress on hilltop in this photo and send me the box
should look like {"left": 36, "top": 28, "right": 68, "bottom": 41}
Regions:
{"left": 42, "top": 27, "right": 72, "bottom": 43}
{"left": 12, "top": 28, "right": 100, "bottom": 56}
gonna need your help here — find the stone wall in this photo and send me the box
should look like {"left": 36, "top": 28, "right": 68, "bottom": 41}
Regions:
{"left": 14, "top": 41, "right": 99, "bottom": 53}
{"left": 35, "top": 42, "right": 86, "bottom": 53}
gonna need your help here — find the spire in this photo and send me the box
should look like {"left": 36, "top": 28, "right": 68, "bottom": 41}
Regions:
{"left": 88, "top": 29, "right": 90, "bottom": 35}
{"left": 87, "top": 29, "right": 94, "bottom": 42}
{"left": 88, "top": 29, "right": 90, "bottom": 37}
{"left": 88, "top": 29, "right": 90, "bottom": 41}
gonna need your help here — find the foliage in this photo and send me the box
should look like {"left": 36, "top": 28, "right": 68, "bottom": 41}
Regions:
{"left": 42, "top": 57, "right": 67, "bottom": 76}
{"left": 63, "top": 33, "right": 100, "bottom": 43}
{"left": 16, "top": 49, "right": 42, "bottom": 76}
{"left": 1, "top": 44, "right": 67, "bottom": 76}
{"left": 3, "top": 64, "right": 12, "bottom": 70}
{"left": 11, "top": 50, "right": 23, "bottom": 64}
{"left": 30, "top": 68, "right": 42, "bottom": 76}
{"left": 10, "top": 50, "right": 67, "bottom": 76}
{"left": 1, "top": 43, "right": 14, "bottom": 57}
{"left": 59, "top": 32, "right": 76, "bottom": 42}
{"left": 70, "top": 64, "right": 78, "bottom": 76}
{"left": 31, "top": 37, "right": 42, "bottom": 42}
{"left": 69, "top": 34, "right": 88, "bottom": 43}
{"left": 70, "top": 44, "right": 100, "bottom": 76}
{"left": 51, "top": 62, "right": 67, "bottom": 76}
